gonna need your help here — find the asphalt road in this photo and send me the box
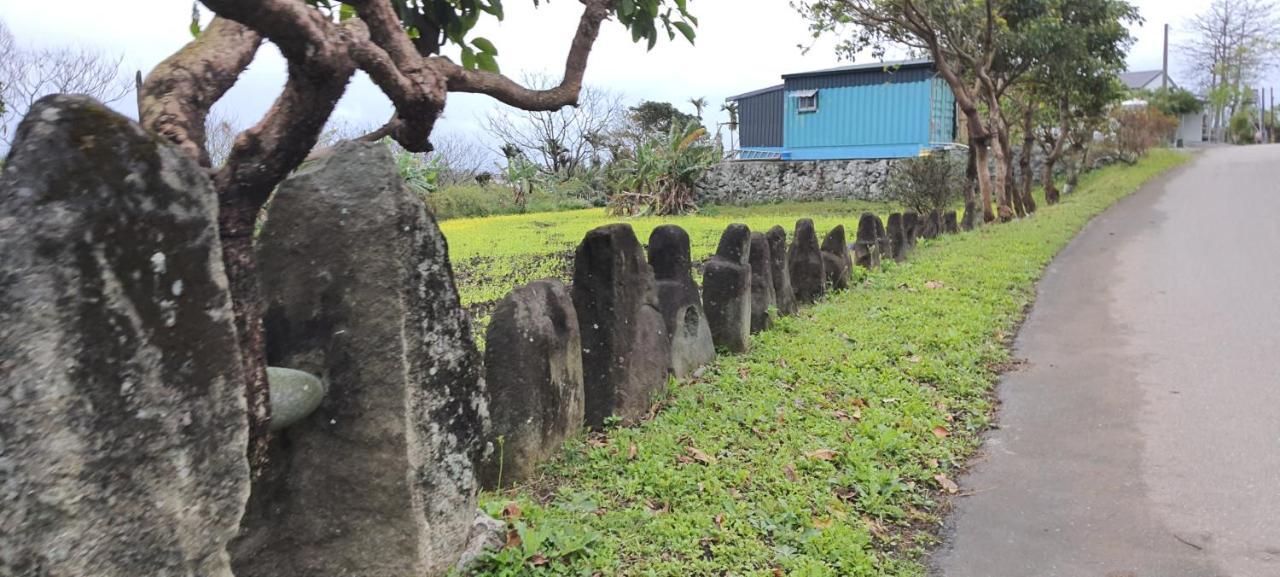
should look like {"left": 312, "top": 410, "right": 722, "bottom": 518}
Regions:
{"left": 930, "top": 145, "right": 1280, "bottom": 577}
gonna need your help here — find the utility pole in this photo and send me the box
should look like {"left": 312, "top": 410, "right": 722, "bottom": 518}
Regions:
{"left": 1162, "top": 24, "right": 1170, "bottom": 90}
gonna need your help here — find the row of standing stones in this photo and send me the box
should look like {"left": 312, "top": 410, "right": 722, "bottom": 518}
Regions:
{"left": 0, "top": 96, "right": 970, "bottom": 577}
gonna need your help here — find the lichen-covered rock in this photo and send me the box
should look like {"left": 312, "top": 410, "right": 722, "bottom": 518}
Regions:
{"left": 648, "top": 225, "right": 715, "bottom": 378}
{"left": 765, "top": 226, "right": 798, "bottom": 316}
{"left": 887, "top": 213, "right": 910, "bottom": 262}
{"left": 573, "top": 224, "right": 671, "bottom": 427}
{"left": 821, "top": 225, "right": 853, "bottom": 291}
{"left": 480, "top": 280, "right": 583, "bottom": 489}
{"left": 0, "top": 95, "right": 248, "bottom": 577}
{"left": 922, "top": 210, "right": 943, "bottom": 239}
{"left": 788, "top": 219, "right": 826, "bottom": 304}
{"left": 943, "top": 211, "right": 961, "bottom": 234}
{"left": 241, "top": 141, "right": 486, "bottom": 577}
{"left": 874, "top": 214, "right": 892, "bottom": 258}
{"left": 703, "top": 224, "right": 752, "bottom": 353}
{"left": 853, "top": 213, "right": 882, "bottom": 269}
{"left": 266, "top": 367, "right": 326, "bottom": 432}
{"left": 748, "top": 232, "right": 776, "bottom": 333}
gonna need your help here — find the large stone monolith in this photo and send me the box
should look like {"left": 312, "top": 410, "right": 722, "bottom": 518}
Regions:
{"left": 0, "top": 95, "right": 249, "bottom": 577}
{"left": 874, "top": 214, "right": 892, "bottom": 258}
{"left": 242, "top": 141, "right": 489, "bottom": 577}
{"left": 821, "top": 225, "right": 853, "bottom": 291}
{"left": 765, "top": 225, "right": 798, "bottom": 316}
{"left": 573, "top": 224, "right": 671, "bottom": 427}
{"left": 648, "top": 225, "right": 715, "bottom": 378}
{"left": 480, "top": 280, "right": 584, "bottom": 489}
{"left": 887, "top": 213, "right": 910, "bottom": 262}
{"left": 703, "top": 224, "right": 753, "bottom": 353}
{"left": 853, "top": 213, "right": 882, "bottom": 269}
{"left": 748, "top": 232, "right": 776, "bottom": 333}
{"left": 789, "top": 219, "right": 826, "bottom": 304}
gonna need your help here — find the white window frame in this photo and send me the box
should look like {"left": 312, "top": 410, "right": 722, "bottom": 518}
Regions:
{"left": 793, "top": 89, "right": 819, "bottom": 113}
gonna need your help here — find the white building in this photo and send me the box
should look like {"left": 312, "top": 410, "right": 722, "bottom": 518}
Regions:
{"left": 1119, "top": 70, "right": 1207, "bottom": 145}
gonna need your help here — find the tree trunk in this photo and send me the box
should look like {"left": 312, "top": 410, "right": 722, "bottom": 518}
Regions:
{"left": 973, "top": 136, "right": 996, "bottom": 222}
{"left": 989, "top": 120, "right": 1015, "bottom": 221}
{"left": 1020, "top": 106, "right": 1036, "bottom": 213}
{"left": 965, "top": 135, "right": 978, "bottom": 205}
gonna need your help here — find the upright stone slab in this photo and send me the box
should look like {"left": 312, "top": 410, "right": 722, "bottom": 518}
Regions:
{"left": 887, "top": 213, "right": 910, "bottom": 262}
{"left": 480, "top": 280, "right": 583, "bottom": 489}
{"left": 573, "top": 224, "right": 671, "bottom": 427}
{"left": 788, "top": 219, "right": 827, "bottom": 304}
{"left": 821, "top": 225, "right": 853, "bottom": 291}
{"left": 943, "top": 210, "right": 961, "bottom": 234}
{"left": 903, "top": 211, "right": 921, "bottom": 249}
{"left": 853, "top": 213, "right": 882, "bottom": 269}
{"left": 648, "top": 225, "right": 715, "bottom": 378}
{"left": 874, "top": 214, "right": 892, "bottom": 258}
{"left": 0, "top": 96, "right": 248, "bottom": 577}
{"left": 961, "top": 201, "right": 979, "bottom": 231}
{"left": 921, "top": 209, "right": 943, "bottom": 239}
{"left": 703, "top": 224, "right": 753, "bottom": 353}
{"left": 748, "top": 232, "right": 776, "bottom": 333}
{"left": 242, "top": 141, "right": 488, "bottom": 577}
{"left": 765, "top": 225, "right": 798, "bottom": 316}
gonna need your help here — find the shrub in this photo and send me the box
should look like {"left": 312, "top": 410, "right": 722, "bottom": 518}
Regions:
{"left": 883, "top": 152, "right": 964, "bottom": 214}
{"left": 1229, "top": 110, "right": 1257, "bottom": 144}
{"left": 1109, "top": 106, "right": 1178, "bottom": 164}
{"left": 608, "top": 120, "right": 720, "bottom": 216}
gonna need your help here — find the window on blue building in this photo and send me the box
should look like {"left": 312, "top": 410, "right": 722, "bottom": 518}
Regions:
{"left": 794, "top": 89, "right": 819, "bottom": 113}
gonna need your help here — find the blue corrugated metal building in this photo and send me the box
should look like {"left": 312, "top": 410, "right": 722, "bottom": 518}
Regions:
{"left": 727, "top": 59, "right": 958, "bottom": 161}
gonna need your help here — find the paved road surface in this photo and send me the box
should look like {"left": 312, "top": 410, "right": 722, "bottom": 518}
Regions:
{"left": 931, "top": 145, "right": 1280, "bottom": 577}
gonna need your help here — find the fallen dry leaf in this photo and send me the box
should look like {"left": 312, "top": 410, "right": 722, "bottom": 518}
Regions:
{"left": 502, "top": 502, "right": 522, "bottom": 521}
{"left": 628, "top": 443, "right": 638, "bottom": 460}
{"left": 685, "top": 446, "right": 716, "bottom": 464}
{"left": 714, "top": 513, "right": 725, "bottom": 529}
{"left": 805, "top": 448, "right": 839, "bottom": 461}
{"left": 907, "top": 355, "right": 923, "bottom": 364}
{"left": 924, "top": 280, "right": 945, "bottom": 289}
{"left": 782, "top": 464, "right": 798, "bottom": 482}
{"left": 932, "top": 426, "right": 951, "bottom": 439}
{"left": 504, "top": 528, "right": 522, "bottom": 550}
{"left": 738, "top": 366, "right": 750, "bottom": 380}
{"left": 812, "top": 517, "right": 834, "bottom": 530}
{"left": 529, "top": 554, "right": 549, "bottom": 566}
{"left": 834, "top": 409, "right": 851, "bottom": 421}
{"left": 934, "top": 473, "right": 959, "bottom": 494}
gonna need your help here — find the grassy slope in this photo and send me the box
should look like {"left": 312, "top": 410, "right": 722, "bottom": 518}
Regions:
{"left": 467, "top": 150, "right": 1187, "bottom": 577}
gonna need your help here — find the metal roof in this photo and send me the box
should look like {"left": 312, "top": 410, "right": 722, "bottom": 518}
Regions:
{"left": 1120, "top": 70, "right": 1179, "bottom": 90}
{"left": 726, "top": 84, "right": 784, "bottom": 102}
{"left": 780, "top": 58, "right": 935, "bottom": 80}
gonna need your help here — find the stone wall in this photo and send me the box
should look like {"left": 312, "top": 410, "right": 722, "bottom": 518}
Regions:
{"left": 698, "top": 159, "right": 896, "bottom": 205}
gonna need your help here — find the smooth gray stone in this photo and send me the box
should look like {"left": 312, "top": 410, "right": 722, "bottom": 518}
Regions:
{"left": 266, "top": 367, "right": 326, "bottom": 432}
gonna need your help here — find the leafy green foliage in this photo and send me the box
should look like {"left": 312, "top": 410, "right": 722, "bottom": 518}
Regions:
{"left": 609, "top": 120, "right": 720, "bottom": 216}
{"left": 1229, "top": 110, "right": 1258, "bottom": 144}
{"left": 463, "top": 151, "right": 1187, "bottom": 575}
{"left": 883, "top": 153, "right": 965, "bottom": 215}
{"left": 1145, "top": 87, "right": 1205, "bottom": 117}
{"left": 629, "top": 101, "right": 701, "bottom": 136}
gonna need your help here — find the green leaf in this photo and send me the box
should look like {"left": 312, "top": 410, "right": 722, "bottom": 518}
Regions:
{"left": 620, "top": 0, "right": 636, "bottom": 17}
{"left": 673, "top": 21, "right": 696, "bottom": 44}
{"left": 189, "top": 3, "right": 201, "bottom": 38}
{"left": 471, "top": 36, "right": 498, "bottom": 55}
{"left": 460, "top": 46, "right": 477, "bottom": 70}
{"left": 476, "top": 51, "right": 500, "bottom": 73}
{"left": 339, "top": 4, "right": 356, "bottom": 21}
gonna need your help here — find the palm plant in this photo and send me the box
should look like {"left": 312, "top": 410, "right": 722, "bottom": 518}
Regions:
{"left": 609, "top": 119, "right": 718, "bottom": 216}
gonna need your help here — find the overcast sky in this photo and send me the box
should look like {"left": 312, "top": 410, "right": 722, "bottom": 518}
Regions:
{"left": 1, "top": 0, "right": 1270, "bottom": 159}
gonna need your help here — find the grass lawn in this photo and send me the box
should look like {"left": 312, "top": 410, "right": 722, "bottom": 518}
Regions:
{"left": 464, "top": 150, "right": 1188, "bottom": 576}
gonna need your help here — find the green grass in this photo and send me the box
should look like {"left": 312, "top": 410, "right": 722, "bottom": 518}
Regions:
{"left": 463, "top": 149, "right": 1188, "bottom": 576}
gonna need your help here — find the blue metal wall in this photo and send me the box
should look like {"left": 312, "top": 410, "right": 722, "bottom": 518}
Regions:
{"left": 782, "top": 67, "right": 934, "bottom": 152}
{"left": 736, "top": 86, "right": 784, "bottom": 148}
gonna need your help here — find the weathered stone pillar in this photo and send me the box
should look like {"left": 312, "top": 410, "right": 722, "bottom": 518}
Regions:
{"left": 765, "top": 225, "right": 798, "bottom": 316}
{"left": 788, "top": 219, "right": 826, "bottom": 304}
{"left": 874, "top": 214, "right": 892, "bottom": 258}
{"left": 648, "top": 225, "right": 715, "bottom": 378}
{"left": 943, "top": 210, "right": 961, "bottom": 234}
{"left": 922, "top": 209, "right": 944, "bottom": 239}
{"left": 0, "top": 96, "right": 248, "bottom": 577}
{"left": 242, "top": 141, "right": 489, "bottom": 577}
{"left": 703, "top": 224, "right": 753, "bottom": 353}
{"left": 853, "top": 213, "right": 882, "bottom": 269}
{"left": 748, "top": 232, "right": 776, "bottom": 333}
{"left": 821, "top": 225, "right": 853, "bottom": 291}
{"left": 573, "top": 224, "right": 671, "bottom": 427}
{"left": 887, "top": 213, "right": 910, "bottom": 262}
{"left": 961, "top": 201, "right": 979, "bottom": 231}
{"left": 903, "top": 211, "right": 922, "bottom": 249}
{"left": 480, "top": 280, "right": 584, "bottom": 489}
